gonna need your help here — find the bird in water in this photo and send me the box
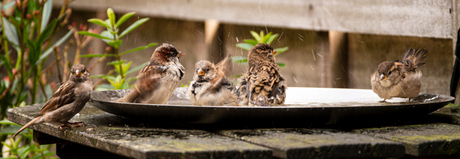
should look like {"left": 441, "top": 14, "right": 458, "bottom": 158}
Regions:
{"left": 371, "top": 48, "right": 428, "bottom": 102}
{"left": 235, "top": 43, "right": 287, "bottom": 106}
{"left": 188, "top": 57, "right": 238, "bottom": 106}
{"left": 116, "top": 43, "right": 185, "bottom": 104}
{"left": 13, "top": 64, "right": 93, "bottom": 138}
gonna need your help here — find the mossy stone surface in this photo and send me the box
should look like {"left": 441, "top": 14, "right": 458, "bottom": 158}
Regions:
{"left": 219, "top": 128, "right": 404, "bottom": 159}
{"left": 352, "top": 123, "right": 460, "bottom": 156}
{"left": 8, "top": 104, "right": 272, "bottom": 159}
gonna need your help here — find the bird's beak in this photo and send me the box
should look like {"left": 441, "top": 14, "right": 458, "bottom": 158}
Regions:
{"left": 273, "top": 50, "right": 278, "bottom": 56}
{"left": 177, "top": 51, "right": 185, "bottom": 58}
{"left": 379, "top": 74, "right": 387, "bottom": 81}
{"left": 74, "top": 70, "right": 82, "bottom": 77}
{"left": 198, "top": 69, "right": 205, "bottom": 76}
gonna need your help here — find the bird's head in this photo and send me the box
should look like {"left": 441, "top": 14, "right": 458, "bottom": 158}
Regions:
{"left": 151, "top": 43, "right": 184, "bottom": 63}
{"left": 248, "top": 43, "right": 277, "bottom": 64}
{"left": 70, "top": 64, "right": 90, "bottom": 82}
{"left": 193, "top": 60, "right": 216, "bottom": 82}
{"left": 377, "top": 61, "right": 402, "bottom": 86}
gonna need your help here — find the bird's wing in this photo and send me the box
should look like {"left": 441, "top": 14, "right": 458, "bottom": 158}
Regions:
{"left": 37, "top": 82, "right": 77, "bottom": 117}
{"left": 401, "top": 48, "right": 428, "bottom": 71}
{"left": 136, "top": 65, "right": 169, "bottom": 93}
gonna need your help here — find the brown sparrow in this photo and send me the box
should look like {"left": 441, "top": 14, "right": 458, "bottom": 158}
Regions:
{"left": 235, "top": 43, "right": 287, "bottom": 106}
{"left": 116, "top": 43, "right": 185, "bottom": 104}
{"left": 371, "top": 48, "right": 428, "bottom": 102}
{"left": 188, "top": 57, "right": 238, "bottom": 106}
{"left": 13, "top": 64, "right": 93, "bottom": 137}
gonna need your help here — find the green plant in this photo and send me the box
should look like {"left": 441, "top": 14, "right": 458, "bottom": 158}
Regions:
{"left": 79, "top": 8, "right": 157, "bottom": 90}
{"left": 232, "top": 31, "right": 289, "bottom": 67}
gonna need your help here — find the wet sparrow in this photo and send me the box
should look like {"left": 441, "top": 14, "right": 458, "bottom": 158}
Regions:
{"left": 371, "top": 48, "right": 427, "bottom": 102}
{"left": 116, "top": 43, "right": 185, "bottom": 104}
{"left": 13, "top": 64, "right": 92, "bottom": 137}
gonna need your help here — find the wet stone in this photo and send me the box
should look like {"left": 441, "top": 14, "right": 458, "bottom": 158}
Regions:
{"left": 352, "top": 123, "right": 460, "bottom": 156}
{"left": 8, "top": 104, "right": 272, "bottom": 159}
{"left": 218, "top": 128, "right": 404, "bottom": 159}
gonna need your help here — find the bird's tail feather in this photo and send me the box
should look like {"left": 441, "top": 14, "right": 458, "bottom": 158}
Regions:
{"left": 401, "top": 48, "right": 428, "bottom": 70}
{"left": 12, "top": 117, "right": 41, "bottom": 138}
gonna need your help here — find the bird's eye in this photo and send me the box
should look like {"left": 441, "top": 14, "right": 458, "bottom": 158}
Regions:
{"left": 267, "top": 50, "right": 272, "bottom": 54}
{"left": 82, "top": 69, "right": 86, "bottom": 73}
{"left": 206, "top": 68, "right": 209, "bottom": 72}
{"left": 388, "top": 71, "right": 392, "bottom": 75}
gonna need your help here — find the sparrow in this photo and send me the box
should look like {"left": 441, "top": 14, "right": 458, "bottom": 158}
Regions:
{"left": 188, "top": 57, "right": 239, "bottom": 106}
{"left": 235, "top": 43, "right": 287, "bottom": 106}
{"left": 371, "top": 48, "right": 428, "bottom": 102}
{"left": 116, "top": 43, "right": 185, "bottom": 104}
{"left": 13, "top": 64, "right": 93, "bottom": 138}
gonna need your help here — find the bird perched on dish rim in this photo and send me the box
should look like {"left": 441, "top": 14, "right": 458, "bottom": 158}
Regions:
{"left": 371, "top": 48, "right": 428, "bottom": 102}
{"left": 13, "top": 64, "right": 93, "bottom": 138}
{"left": 188, "top": 56, "right": 239, "bottom": 106}
{"left": 116, "top": 43, "right": 185, "bottom": 104}
{"left": 235, "top": 43, "right": 287, "bottom": 106}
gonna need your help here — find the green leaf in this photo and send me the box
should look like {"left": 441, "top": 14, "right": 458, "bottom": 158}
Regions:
{"left": 262, "top": 32, "right": 272, "bottom": 43}
{"left": 95, "top": 84, "right": 115, "bottom": 91}
{"left": 106, "top": 60, "right": 126, "bottom": 66}
{"left": 0, "top": 119, "right": 18, "bottom": 125}
{"left": 116, "top": 12, "right": 135, "bottom": 28}
{"left": 107, "top": 40, "right": 122, "bottom": 49}
{"left": 243, "top": 39, "right": 258, "bottom": 46}
{"left": 79, "top": 54, "right": 116, "bottom": 58}
{"left": 260, "top": 30, "right": 265, "bottom": 40}
{"left": 250, "top": 31, "right": 262, "bottom": 43}
{"left": 0, "top": 54, "right": 13, "bottom": 77}
{"left": 40, "top": 0, "right": 53, "bottom": 33}
{"left": 107, "top": 8, "right": 116, "bottom": 29}
{"left": 88, "top": 18, "right": 108, "bottom": 28}
{"left": 104, "top": 19, "right": 112, "bottom": 30}
{"left": 2, "top": 17, "right": 19, "bottom": 51}
{"left": 119, "top": 18, "right": 149, "bottom": 38}
{"left": 100, "top": 30, "right": 113, "bottom": 43}
{"left": 37, "top": 28, "right": 74, "bottom": 64}
{"left": 231, "top": 56, "right": 248, "bottom": 64}
{"left": 276, "top": 63, "right": 286, "bottom": 67}
{"left": 125, "top": 77, "right": 137, "bottom": 84}
{"left": 126, "top": 61, "right": 148, "bottom": 75}
{"left": 274, "top": 46, "right": 289, "bottom": 55}
{"left": 236, "top": 43, "right": 254, "bottom": 51}
{"left": 78, "top": 31, "right": 113, "bottom": 40}
{"left": 266, "top": 33, "right": 279, "bottom": 45}
{"left": 120, "top": 43, "right": 157, "bottom": 56}
{"left": 0, "top": 125, "right": 22, "bottom": 135}
{"left": 1, "top": 1, "right": 15, "bottom": 11}
{"left": 91, "top": 74, "right": 113, "bottom": 79}
{"left": 37, "top": 19, "right": 58, "bottom": 45}
{"left": 115, "top": 61, "right": 131, "bottom": 76}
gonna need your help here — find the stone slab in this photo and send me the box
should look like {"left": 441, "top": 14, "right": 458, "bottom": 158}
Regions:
{"left": 7, "top": 104, "right": 272, "bottom": 159}
{"left": 218, "top": 128, "right": 404, "bottom": 159}
{"left": 352, "top": 123, "right": 460, "bottom": 156}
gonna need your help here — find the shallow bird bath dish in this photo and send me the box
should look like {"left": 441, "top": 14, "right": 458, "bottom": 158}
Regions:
{"left": 89, "top": 87, "right": 454, "bottom": 124}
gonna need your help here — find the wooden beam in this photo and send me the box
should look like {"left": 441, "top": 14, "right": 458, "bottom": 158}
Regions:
{"left": 329, "top": 31, "right": 349, "bottom": 88}
{"left": 56, "top": 0, "right": 453, "bottom": 39}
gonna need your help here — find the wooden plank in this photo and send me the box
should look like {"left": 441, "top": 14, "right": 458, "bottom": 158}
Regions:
{"left": 219, "top": 128, "right": 405, "bottom": 159}
{"left": 55, "top": 0, "right": 453, "bottom": 38}
{"left": 8, "top": 105, "right": 272, "bottom": 159}
{"left": 353, "top": 123, "right": 460, "bottom": 156}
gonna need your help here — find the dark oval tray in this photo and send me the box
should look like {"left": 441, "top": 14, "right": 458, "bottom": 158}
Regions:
{"left": 89, "top": 87, "right": 455, "bottom": 124}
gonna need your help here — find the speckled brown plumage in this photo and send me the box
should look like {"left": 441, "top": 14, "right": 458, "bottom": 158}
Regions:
{"left": 188, "top": 57, "right": 238, "bottom": 106}
{"left": 117, "top": 43, "right": 185, "bottom": 104}
{"left": 235, "top": 43, "right": 287, "bottom": 106}
{"left": 371, "top": 48, "right": 427, "bottom": 102}
{"left": 13, "top": 64, "right": 93, "bottom": 137}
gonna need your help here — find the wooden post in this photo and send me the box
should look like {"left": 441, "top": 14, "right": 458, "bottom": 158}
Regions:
{"left": 318, "top": 31, "right": 330, "bottom": 87}
{"left": 452, "top": 0, "right": 460, "bottom": 103}
{"left": 329, "top": 31, "right": 349, "bottom": 88}
{"left": 205, "top": 20, "right": 224, "bottom": 63}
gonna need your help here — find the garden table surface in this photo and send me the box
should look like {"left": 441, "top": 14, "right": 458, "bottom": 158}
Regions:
{"left": 7, "top": 88, "right": 460, "bottom": 159}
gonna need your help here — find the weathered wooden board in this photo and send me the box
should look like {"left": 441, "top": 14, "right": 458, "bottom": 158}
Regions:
{"left": 8, "top": 104, "right": 272, "bottom": 159}
{"left": 219, "top": 129, "right": 405, "bottom": 159}
{"left": 55, "top": 0, "right": 454, "bottom": 38}
{"left": 353, "top": 123, "right": 460, "bottom": 156}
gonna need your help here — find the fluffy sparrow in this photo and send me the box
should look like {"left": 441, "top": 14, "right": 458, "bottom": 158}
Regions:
{"left": 235, "top": 43, "right": 287, "bottom": 106}
{"left": 371, "top": 48, "right": 428, "bottom": 102}
{"left": 116, "top": 43, "right": 185, "bottom": 104}
{"left": 188, "top": 57, "right": 238, "bottom": 106}
{"left": 13, "top": 64, "right": 92, "bottom": 137}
